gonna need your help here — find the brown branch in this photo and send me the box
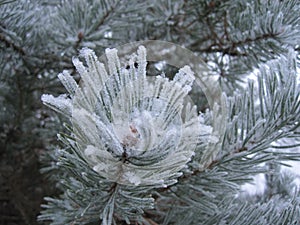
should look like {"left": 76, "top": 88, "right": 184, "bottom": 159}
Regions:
{"left": 195, "top": 43, "right": 248, "bottom": 56}
{"left": 93, "top": 3, "right": 116, "bottom": 31}
{"left": 167, "top": 144, "right": 252, "bottom": 186}
{"left": 143, "top": 217, "right": 159, "bottom": 225}
{"left": 222, "top": 11, "right": 230, "bottom": 42}
{"left": 74, "top": 31, "right": 84, "bottom": 51}
{"left": 233, "top": 32, "right": 281, "bottom": 48}
{"left": 0, "top": 33, "right": 26, "bottom": 56}
{"left": 206, "top": 17, "right": 224, "bottom": 46}
{"left": 196, "top": 31, "right": 282, "bottom": 57}
{"left": 73, "top": 2, "right": 116, "bottom": 54}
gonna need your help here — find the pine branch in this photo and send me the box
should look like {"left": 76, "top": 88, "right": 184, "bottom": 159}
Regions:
{"left": 184, "top": 0, "right": 300, "bottom": 78}
{"left": 150, "top": 49, "right": 300, "bottom": 224}
{"left": 194, "top": 32, "right": 282, "bottom": 57}
{"left": 0, "top": 0, "right": 15, "bottom": 5}
{"left": 0, "top": 32, "right": 25, "bottom": 56}
{"left": 40, "top": 46, "right": 202, "bottom": 224}
{"left": 72, "top": 1, "right": 117, "bottom": 53}
{"left": 2, "top": 1, "right": 300, "bottom": 224}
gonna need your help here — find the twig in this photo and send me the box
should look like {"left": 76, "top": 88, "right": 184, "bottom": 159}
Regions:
{"left": 0, "top": 33, "right": 26, "bottom": 56}
{"left": 143, "top": 217, "right": 159, "bottom": 225}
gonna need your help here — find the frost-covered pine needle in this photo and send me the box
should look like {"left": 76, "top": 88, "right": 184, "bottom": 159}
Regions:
{"left": 42, "top": 46, "right": 202, "bottom": 187}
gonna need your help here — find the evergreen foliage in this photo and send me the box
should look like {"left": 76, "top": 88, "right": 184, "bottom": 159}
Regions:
{"left": 1, "top": 0, "right": 300, "bottom": 224}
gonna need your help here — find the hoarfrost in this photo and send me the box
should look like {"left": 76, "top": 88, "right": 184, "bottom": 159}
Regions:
{"left": 43, "top": 45, "right": 206, "bottom": 187}
{"left": 123, "top": 171, "right": 141, "bottom": 186}
{"left": 41, "top": 94, "right": 72, "bottom": 116}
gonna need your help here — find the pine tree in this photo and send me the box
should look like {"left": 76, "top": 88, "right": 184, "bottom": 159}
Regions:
{"left": 1, "top": 0, "right": 299, "bottom": 224}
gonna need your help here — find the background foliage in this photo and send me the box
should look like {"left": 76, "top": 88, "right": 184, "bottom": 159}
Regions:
{"left": 0, "top": 0, "right": 299, "bottom": 224}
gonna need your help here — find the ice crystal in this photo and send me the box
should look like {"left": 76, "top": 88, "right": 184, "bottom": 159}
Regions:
{"left": 42, "top": 46, "right": 202, "bottom": 187}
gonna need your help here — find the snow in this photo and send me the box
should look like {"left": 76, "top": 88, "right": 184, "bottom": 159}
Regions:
{"left": 58, "top": 70, "right": 78, "bottom": 95}
{"left": 41, "top": 94, "right": 72, "bottom": 116}
{"left": 123, "top": 171, "right": 141, "bottom": 186}
{"left": 241, "top": 173, "right": 266, "bottom": 196}
{"left": 241, "top": 146, "right": 300, "bottom": 196}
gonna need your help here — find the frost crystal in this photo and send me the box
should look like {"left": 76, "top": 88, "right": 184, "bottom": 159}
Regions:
{"left": 123, "top": 171, "right": 141, "bottom": 186}
{"left": 42, "top": 46, "right": 202, "bottom": 187}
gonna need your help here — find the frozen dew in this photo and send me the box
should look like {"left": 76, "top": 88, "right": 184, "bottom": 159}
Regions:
{"left": 41, "top": 94, "right": 72, "bottom": 116}
{"left": 122, "top": 171, "right": 141, "bottom": 186}
{"left": 42, "top": 46, "right": 203, "bottom": 188}
{"left": 58, "top": 71, "right": 78, "bottom": 95}
{"left": 104, "top": 31, "right": 112, "bottom": 38}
